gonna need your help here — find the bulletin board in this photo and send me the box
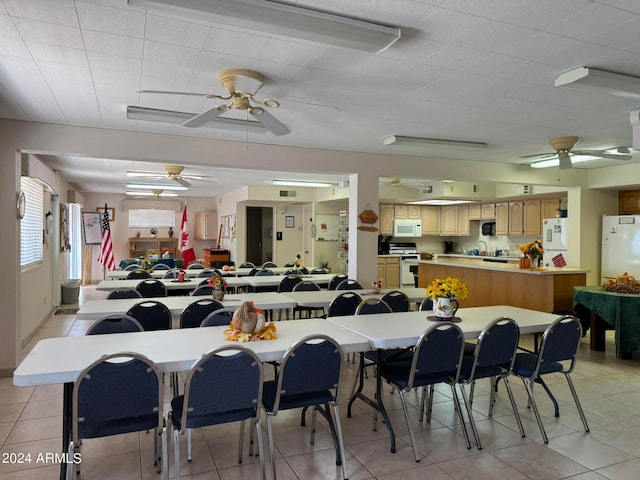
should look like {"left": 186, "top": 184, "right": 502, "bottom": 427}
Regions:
{"left": 82, "top": 211, "right": 102, "bottom": 245}
{"left": 315, "top": 215, "right": 339, "bottom": 241}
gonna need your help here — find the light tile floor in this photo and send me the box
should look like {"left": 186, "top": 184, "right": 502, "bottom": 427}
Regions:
{"left": 2, "top": 286, "right": 640, "bottom": 479}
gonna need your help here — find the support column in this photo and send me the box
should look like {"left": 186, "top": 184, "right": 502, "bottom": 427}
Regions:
{"left": 348, "top": 172, "right": 379, "bottom": 288}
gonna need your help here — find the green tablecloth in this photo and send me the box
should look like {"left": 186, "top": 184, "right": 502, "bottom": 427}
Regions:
{"left": 573, "top": 285, "right": 640, "bottom": 357}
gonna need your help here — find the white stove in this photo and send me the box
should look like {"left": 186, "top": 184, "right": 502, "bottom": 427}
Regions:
{"left": 389, "top": 243, "right": 420, "bottom": 285}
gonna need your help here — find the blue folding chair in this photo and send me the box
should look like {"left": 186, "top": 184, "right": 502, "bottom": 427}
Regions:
{"left": 86, "top": 314, "right": 143, "bottom": 335}
{"left": 200, "top": 307, "right": 236, "bottom": 327}
{"left": 106, "top": 288, "right": 142, "bottom": 300}
{"left": 381, "top": 290, "right": 410, "bottom": 312}
{"left": 135, "top": 279, "right": 168, "bottom": 298}
{"left": 126, "top": 301, "right": 172, "bottom": 331}
{"left": 179, "top": 299, "right": 224, "bottom": 329}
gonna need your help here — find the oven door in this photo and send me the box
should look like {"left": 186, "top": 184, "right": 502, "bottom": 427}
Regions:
{"left": 400, "top": 255, "right": 419, "bottom": 285}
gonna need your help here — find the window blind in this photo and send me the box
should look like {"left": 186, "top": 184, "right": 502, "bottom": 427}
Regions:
{"left": 20, "top": 177, "right": 44, "bottom": 268}
{"left": 128, "top": 209, "right": 176, "bottom": 228}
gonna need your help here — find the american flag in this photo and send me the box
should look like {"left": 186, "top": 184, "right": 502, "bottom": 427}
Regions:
{"left": 97, "top": 203, "right": 116, "bottom": 271}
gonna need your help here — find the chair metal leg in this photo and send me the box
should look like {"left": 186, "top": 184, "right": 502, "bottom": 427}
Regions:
{"left": 459, "top": 383, "right": 482, "bottom": 449}
{"left": 310, "top": 406, "right": 317, "bottom": 445}
{"left": 522, "top": 377, "right": 548, "bottom": 443}
{"left": 154, "top": 425, "right": 159, "bottom": 467}
{"left": 450, "top": 384, "right": 472, "bottom": 449}
{"left": 488, "top": 376, "right": 497, "bottom": 416}
{"left": 535, "top": 376, "right": 560, "bottom": 417}
{"left": 255, "top": 419, "right": 266, "bottom": 480}
{"left": 399, "top": 390, "right": 421, "bottom": 462}
{"left": 332, "top": 401, "right": 349, "bottom": 479}
{"left": 565, "top": 373, "right": 590, "bottom": 433}
{"left": 187, "top": 428, "right": 192, "bottom": 461}
{"left": 238, "top": 419, "right": 245, "bottom": 463}
{"left": 66, "top": 440, "right": 76, "bottom": 480}
{"left": 266, "top": 413, "right": 277, "bottom": 480}
{"left": 173, "top": 428, "right": 181, "bottom": 480}
{"left": 419, "top": 386, "right": 427, "bottom": 422}
{"left": 161, "top": 426, "right": 168, "bottom": 480}
{"left": 501, "top": 376, "right": 526, "bottom": 438}
{"left": 427, "top": 384, "right": 435, "bottom": 422}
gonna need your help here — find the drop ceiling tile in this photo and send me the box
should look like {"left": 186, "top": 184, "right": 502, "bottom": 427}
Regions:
{"left": 93, "top": 83, "right": 139, "bottom": 103}
{"left": 143, "top": 40, "right": 200, "bottom": 69}
{"left": 39, "top": 61, "right": 93, "bottom": 83}
{"left": 141, "top": 60, "right": 194, "bottom": 91}
{"left": 193, "top": 51, "right": 252, "bottom": 77}
{"left": 505, "top": 0, "right": 593, "bottom": 29}
{"left": 601, "top": 0, "right": 640, "bottom": 14}
{"left": 27, "top": 42, "right": 88, "bottom": 67}
{"left": 0, "top": 14, "right": 20, "bottom": 38}
{"left": 307, "top": 47, "right": 368, "bottom": 72}
{"left": 203, "top": 26, "right": 269, "bottom": 58}
{"left": 295, "top": 0, "right": 371, "bottom": 17}
{"left": 0, "top": 3, "right": 7, "bottom": 14}
{"left": 0, "top": 36, "right": 31, "bottom": 58}
{"left": 500, "top": 31, "right": 579, "bottom": 62}
{"left": 586, "top": 18, "right": 640, "bottom": 51}
{"left": 454, "top": 20, "right": 535, "bottom": 53}
{"left": 87, "top": 50, "right": 143, "bottom": 74}
{"left": 256, "top": 38, "right": 324, "bottom": 68}
{"left": 377, "top": 34, "right": 447, "bottom": 64}
{"left": 82, "top": 30, "right": 144, "bottom": 57}
{"left": 423, "top": 44, "right": 489, "bottom": 71}
{"left": 417, "top": 7, "right": 489, "bottom": 44}
{"left": 2, "top": 0, "right": 79, "bottom": 27}
{"left": 76, "top": 1, "right": 145, "bottom": 37}
{"left": 545, "top": 42, "right": 638, "bottom": 70}
{"left": 544, "top": 2, "right": 632, "bottom": 40}
{"left": 145, "top": 14, "right": 210, "bottom": 49}
{"left": 91, "top": 66, "right": 140, "bottom": 89}
{"left": 361, "top": 0, "right": 434, "bottom": 27}
{"left": 13, "top": 17, "right": 83, "bottom": 48}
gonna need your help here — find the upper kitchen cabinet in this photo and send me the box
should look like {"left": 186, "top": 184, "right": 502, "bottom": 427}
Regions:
{"left": 195, "top": 211, "right": 218, "bottom": 240}
{"left": 440, "top": 206, "right": 458, "bottom": 235}
{"left": 523, "top": 198, "right": 542, "bottom": 236}
{"left": 619, "top": 190, "right": 640, "bottom": 214}
{"left": 421, "top": 206, "right": 440, "bottom": 235}
{"left": 495, "top": 202, "right": 508, "bottom": 235}
{"left": 481, "top": 203, "right": 496, "bottom": 219}
{"left": 468, "top": 203, "right": 482, "bottom": 220}
{"left": 542, "top": 197, "right": 562, "bottom": 218}
{"left": 380, "top": 205, "right": 394, "bottom": 235}
{"left": 457, "top": 205, "right": 470, "bottom": 236}
{"left": 394, "top": 205, "right": 421, "bottom": 219}
{"left": 508, "top": 202, "right": 523, "bottom": 236}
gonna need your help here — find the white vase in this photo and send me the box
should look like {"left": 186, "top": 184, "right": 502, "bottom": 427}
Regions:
{"left": 433, "top": 297, "right": 459, "bottom": 319}
{"left": 530, "top": 256, "right": 539, "bottom": 269}
{"left": 212, "top": 287, "right": 225, "bottom": 301}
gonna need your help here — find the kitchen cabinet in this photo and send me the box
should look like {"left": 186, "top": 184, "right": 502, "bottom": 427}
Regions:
{"left": 129, "top": 237, "right": 177, "bottom": 259}
{"left": 394, "top": 205, "right": 421, "bottom": 219}
{"left": 619, "top": 190, "right": 640, "bottom": 214}
{"left": 195, "top": 211, "right": 218, "bottom": 240}
{"left": 457, "top": 205, "right": 470, "bottom": 236}
{"left": 377, "top": 256, "right": 400, "bottom": 288}
{"left": 542, "top": 197, "right": 562, "bottom": 218}
{"left": 495, "top": 202, "right": 508, "bottom": 235}
{"left": 380, "top": 205, "right": 394, "bottom": 235}
{"left": 481, "top": 203, "right": 496, "bottom": 219}
{"left": 508, "top": 201, "right": 523, "bottom": 236}
{"left": 421, "top": 206, "right": 440, "bottom": 235}
{"left": 440, "top": 206, "right": 458, "bottom": 235}
{"left": 468, "top": 203, "right": 482, "bottom": 220}
{"left": 523, "top": 198, "right": 542, "bottom": 236}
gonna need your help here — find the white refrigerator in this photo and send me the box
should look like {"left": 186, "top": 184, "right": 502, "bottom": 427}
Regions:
{"left": 601, "top": 215, "right": 640, "bottom": 282}
{"left": 542, "top": 218, "right": 569, "bottom": 268}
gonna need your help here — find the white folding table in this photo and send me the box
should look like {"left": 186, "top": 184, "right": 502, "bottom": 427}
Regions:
{"left": 95, "top": 277, "right": 249, "bottom": 292}
{"left": 282, "top": 287, "right": 427, "bottom": 309}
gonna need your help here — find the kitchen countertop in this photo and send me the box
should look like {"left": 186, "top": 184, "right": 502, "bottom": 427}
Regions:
{"left": 418, "top": 257, "right": 589, "bottom": 275}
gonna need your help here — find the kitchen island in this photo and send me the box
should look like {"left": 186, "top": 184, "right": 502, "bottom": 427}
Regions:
{"left": 418, "top": 257, "right": 588, "bottom": 313}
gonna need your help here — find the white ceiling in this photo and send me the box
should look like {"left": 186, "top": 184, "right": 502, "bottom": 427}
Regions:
{"left": 2, "top": 0, "right": 640, "bottom": 197}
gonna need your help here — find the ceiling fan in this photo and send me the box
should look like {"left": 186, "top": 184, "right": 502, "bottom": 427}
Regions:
{"left": 520, "top": 136, "right": 632, "bottom": 169}
{"left": 379, "top": 177, "right": 425, "bottom": 188}
{"left": 126, "top": 165, "right": 208, "bottom": 187}
{"left": 137, "top": 68, "right": 290, "bottom": 136}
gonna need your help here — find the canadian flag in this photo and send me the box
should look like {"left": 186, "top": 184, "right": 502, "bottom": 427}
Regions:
{"left": 179, "top": 206, "right": 196, "bottom": 268}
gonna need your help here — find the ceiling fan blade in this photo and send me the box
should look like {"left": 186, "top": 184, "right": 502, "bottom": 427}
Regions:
{"left": 250, "top": 109, "right": 290, "bottom": 136}
{"left": 572, "top": 150, "right": 632, "bottom": 160}
{"left": 559, "top": 152, "right": 572, "bottom": 170}
{"left": 175, "top": 177, "right": 191, "bottom": 187}
{"left": 138, "top": 89, "right": 212, "bottom": 97}
{"left": 182, "top": 105, "right": 226, "bottom": 128}
{"left": 518, "top": 152, "right": 555, "bottom": 159}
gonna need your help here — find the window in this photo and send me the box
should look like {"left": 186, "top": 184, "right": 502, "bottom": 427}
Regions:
{"left": 20, "top": 177, "right": 44, "bottom": 268}
{"left": 128, "top": 209, "right": 176, "bottom": 228}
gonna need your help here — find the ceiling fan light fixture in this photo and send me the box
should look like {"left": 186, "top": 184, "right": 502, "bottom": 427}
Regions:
{"left": 384, "top": 135, "right": 489, "bottom": 149}
{"left": 126, "top": 183, "right": 188, "bottom": 191}
{"left": 128, "top": 0, "right": 400, "bottom": 53}
{"left": 555, "top": 67, "right": 640, "bottom": 98}
{"left": 272, "top": 179, "right": 332, "bottom": 188}
{"left": 125, "top": 191, "right": 178, "bottom": 197}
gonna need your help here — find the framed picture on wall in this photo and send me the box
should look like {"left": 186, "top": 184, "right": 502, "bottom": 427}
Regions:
{"left": 285, "top": 216, "right": 295, "bottom": 228}
{"left": 96, "top": 206, "right": 115, "bottom": 222}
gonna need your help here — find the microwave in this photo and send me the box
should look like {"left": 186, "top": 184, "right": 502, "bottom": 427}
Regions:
{"left": 394, "top": 219, "right": 422, "bottom": 237}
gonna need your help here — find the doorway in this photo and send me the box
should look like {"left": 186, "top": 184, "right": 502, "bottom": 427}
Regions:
{"left": 245, "top": 206, "right": 273, "bottom": 266}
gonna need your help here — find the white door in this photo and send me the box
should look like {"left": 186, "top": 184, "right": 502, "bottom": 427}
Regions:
{"left": 302, "top": 203, "right": 313, "bottom": 268}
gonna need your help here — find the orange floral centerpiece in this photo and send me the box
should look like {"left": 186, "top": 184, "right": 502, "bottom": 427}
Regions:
{"left": 208, "top": 276, "right": 227, "bottom": 290}
{"left": 519, "top": 240, "right": 544, "bottom": 259}
{"left": 224, "top": 301, "right": 278, "bottom": 342}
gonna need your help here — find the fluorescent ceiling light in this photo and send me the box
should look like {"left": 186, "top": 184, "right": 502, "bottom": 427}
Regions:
{"left": 126, "top": 183, "right": 188, "bottom": 191}
{"left": 530, "top": 155, "right": 600, "bottom": 169}
{"left": 125, "top": 191, "right": 178, "bottom": 197}
{"left": 272, "top": 179, "right": 332, "bottom": 188}
{"left": 384, "top": 135, "right": 489, "bottom": 148}
{"left": 409, "top": 200, "right": 476, "bottom": 205}
{"left": 555, "top": 67, "right": 640, "bottom": 98}
{"left": 127, "top": 106, "right": 268, "bottom": 133}
{"left": 128, "top": 0, "right": 400, "bottom": 53}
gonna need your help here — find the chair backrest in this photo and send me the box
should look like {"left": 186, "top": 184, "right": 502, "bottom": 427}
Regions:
{"left": 381, "top": 290, "right": 410, "bottom": 312}
{"left": 270, "top": 335, "right": 343, "bottom": 415}
{"left": 467, "top": 317, "right": 519, "bottom": 380}
{"left": 355, "top": 298, "right": 392, "bottom": 315}
{"left": 124, "top": 263, "right": 142, "bottom": 271}
{"left": 262, "top": 261, "right": 277, "bottom": 268}
{"left": 292, "top": 280, "right": 321, "bottom": 292}
{"left": 419, "top": 298, "right": 434, "bottom": 311}
{"left": 197, "top": 268, "right": 220, "bottom": 278}
{"left": 126, "top": 300, "right": 172, "bottom": 331}
{"left": 336, "top": 279, "right": 362, "bottom": 290}
{"left": 186, "top": 262, "right": 205, "bottom": 270}
{"left": 180, "top": 299, "right": 224, "bottom": 328}
{"left": 135, "top": 279, "right": 168, "bottom": 298}
{"left": 405, "top": 322, "right": 465, "bottom": 390}
{"left": 248, "top": 268, "right": 260, "bottom": 276}
{"left": 162, "top": 268, "right": 182, "bottom": 279}
{"left": 201, "top": 307, "right": 237, "bottom": 327}
{"left": 150, "top": 263, "right": 170, "bottom": 271}
{"left": 310, "top": 268, "right": 329, "bottom": 274}
{"left": 327, "top": 292, "right": 363, "bottom": 317}
{"left": 179, "top": 346, "right": 263, "bottom": 430}
{"left": 192, "top": 285, "right": 214, "bottom": 296}
{"left": 255, "top": 268, "right": 275, "bottom": 276}
{"left": 106, "top": 288, "right": 142, "bottom": 300}
{"left": 86, "top": 314, "right": 143, "bottom": 335}
{"left": 239, "top": 262, "right": 256, "bottom": 269}
{"left": 278, "top": 275, "right": 303, "bottom": 293}
{"left": 532, "top": 315, "right": 583, "bottom": 376}
{"left": 328, "top": 274, "right": 348, "bottom": 290}
{"left": 127, "top": 269, "right": 151, "bottom": 279}
{"left": 73, "top": 352, "right": 163, "bottom": 441}
{"left": 283, "top": 262, "right": 294, "bottom": 267}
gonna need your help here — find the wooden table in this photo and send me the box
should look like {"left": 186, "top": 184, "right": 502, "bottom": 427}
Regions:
{"left": 13, "top": 320, "right": 369, "bottom": 480}
{"left": 327, "top": 305, "right": 559, "bottom": 452}
{"left": 573, "top": 285, "right": 640, "bottom": 359}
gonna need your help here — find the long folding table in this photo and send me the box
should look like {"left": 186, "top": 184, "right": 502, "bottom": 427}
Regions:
{"left": 95, "top": 277, "right": 248, "bottom": 292}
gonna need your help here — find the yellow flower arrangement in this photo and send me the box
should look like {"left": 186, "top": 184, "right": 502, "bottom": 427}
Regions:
{"left": 519, "top": 240, "right": 544, "bottom": 258}
{"left": 426, "top": 277, "right": 468, "bottom": 301}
